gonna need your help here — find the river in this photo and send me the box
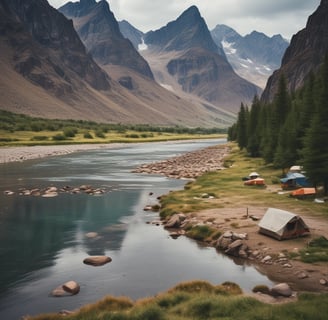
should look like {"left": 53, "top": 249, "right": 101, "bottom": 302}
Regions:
{"left": 0, "top": 139, "right": 272, "bottom": 319}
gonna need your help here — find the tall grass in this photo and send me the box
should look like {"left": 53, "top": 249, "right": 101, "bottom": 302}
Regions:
{"left": 25, "top": 281, "right": 328, "bottom": 320}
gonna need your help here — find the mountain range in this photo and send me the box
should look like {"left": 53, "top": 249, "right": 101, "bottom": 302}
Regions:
{"left": 210, "top": 25, "right": 289, "bottom": 89}
{"left": 0, "top": 0, "right": 236, "bottom": 127}
{"left": 0, "top": 0, "right": 325, "bottom": 127}
{"left": 122, "top": 5, "right": 261, "bottom": 113}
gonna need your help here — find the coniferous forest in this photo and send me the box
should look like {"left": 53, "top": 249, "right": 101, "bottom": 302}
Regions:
{"left": 228, "top": 56, "right": 328, "bottom": 194}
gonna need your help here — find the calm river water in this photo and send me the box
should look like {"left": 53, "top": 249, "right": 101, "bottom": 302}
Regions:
{"left": 0, "top": 139, "right": 273, "bottom": 319}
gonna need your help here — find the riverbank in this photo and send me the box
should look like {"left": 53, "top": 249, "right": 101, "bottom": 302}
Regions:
{"left": 0, "top": 144, "right": 119, "bottom": 163}
{"left": 2, "top": 142, "right": 327, "bottom": 296}
{"left": 137, "top": 143, "right": 328, "bottom": 294}
{"left": 0, "top": 139, "right": 224, "bottom": 164}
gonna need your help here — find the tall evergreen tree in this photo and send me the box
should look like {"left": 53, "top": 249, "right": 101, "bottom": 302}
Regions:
{"left": 246, "top": 96, "right": 262, "bottom": 157}
{"left": 260, "top": 104, "right": 277, "bottom": 163}
{"left": 273, "top": 111, "right": 298, "bottom": 172}
{"left": 266, "top": 75, "right": 291, "bottom": 163}
{"left": 236, "top": 103, "right": 248, "bottom": 150}
{"left": 274, "top": 75, "right": 291, "bottom": 125}
{"left": 296, "top": 72, "right": 316, "bottom": 151}
{"left": 303, "top": 56, "right": 328, "bottom": 194}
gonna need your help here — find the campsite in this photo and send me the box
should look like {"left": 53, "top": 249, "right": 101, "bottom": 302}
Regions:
{"left": 158, "top": 144, "right": 328, "bottom": 293}
{"left": 258, "top": 208, "right": 310, "bottom": 240}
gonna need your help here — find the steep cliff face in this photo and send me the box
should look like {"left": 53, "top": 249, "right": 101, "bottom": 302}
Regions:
{"left": 59, "top": 0, "right": 154, "bottom": 80}
{"left": 1, "top": 0, "right": 110, "bottom": 93}
{"left": 142, "top": 6, "right": 260, "bottom": 112}
{"left": 261, "top": 0, "right": 328, "bottom": 102}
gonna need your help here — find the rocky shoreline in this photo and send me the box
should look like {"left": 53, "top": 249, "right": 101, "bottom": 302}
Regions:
{"left": 133, "top": 144, "right": 230, "bottom": 179}
{"left": 2, "top": 141, "right": 327, "bottom": 299}
{"left": 133, "top": 144, "right": 328, "bottom": 295}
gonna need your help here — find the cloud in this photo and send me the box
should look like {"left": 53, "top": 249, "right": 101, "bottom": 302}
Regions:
{"left": 48, "top": 0, "right": 321, "bottom": 39}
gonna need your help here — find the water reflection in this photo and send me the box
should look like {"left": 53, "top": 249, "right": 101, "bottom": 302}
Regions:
{"left": 0, "top": 140, "right": 274, "bottom": 319}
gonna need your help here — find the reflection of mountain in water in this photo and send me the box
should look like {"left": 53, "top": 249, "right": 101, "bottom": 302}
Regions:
{"left": 84, "top": 223, "right": 128, "bottom": 255}
{"left": 0, "top": 190, "right": 138, "bottom": 296}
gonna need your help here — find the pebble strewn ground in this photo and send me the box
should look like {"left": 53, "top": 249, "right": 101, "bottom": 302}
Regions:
{"left": 132, "top": 144, "right": 230, "bottom": 179}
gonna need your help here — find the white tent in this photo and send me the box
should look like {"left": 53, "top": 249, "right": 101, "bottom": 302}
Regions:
{"left": 258, "top": 208, "right": 310, "bottom": 240}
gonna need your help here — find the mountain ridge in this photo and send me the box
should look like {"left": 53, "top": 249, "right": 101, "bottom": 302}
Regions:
{"left": 0, "top": 0, "right": 236, "bottom": 127}
{"left": 59, "top": 0, "right": 154, "bottom": 80}
{"left": 139, "top": 5, "right": 260, "bottom": 113}
{"left": 211, "top": 24, "right": 289, "bottom": 88}
{"left": 261, "top": 0, "right": 328, "bottom": 102}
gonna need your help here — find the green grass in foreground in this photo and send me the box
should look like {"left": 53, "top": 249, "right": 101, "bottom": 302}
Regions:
{"left": 26, "top": 281, "right": 328, "bottom": 320}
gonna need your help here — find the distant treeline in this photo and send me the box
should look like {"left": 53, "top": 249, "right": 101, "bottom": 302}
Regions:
{"left": 228, "top": 55, "right": 328, "bottom": 194}
{"left": 0, "top": 110, "right": 227, "bottom": 135}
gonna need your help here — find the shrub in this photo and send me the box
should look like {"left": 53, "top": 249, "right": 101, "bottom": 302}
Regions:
{"left": 252, "top": 284, "right": 271, "bottom": 295}
{"left": 30, "top": 136, "right": 48, "bottom": 141}
{"left": 63, "top": 127, "right": 77, "bottom": 137}
{"left": 84, "top": 131, "right": 93, "bottom": 139}
{"left": 159, "top": 208, "right": 176, "bottom": 219}
{"left": 215, "top": 282, "right": 243, "bottom": 295}
{"left": 0, "top": 138, "right": 19, "bottom": 142}
{"left": 299, "top": 236, "right": 328, "bottom": 263}
{"left": 170, "top": 280, "right": 216, "bottom": 294}
{"left": 30, "top": 121, "right": 45, "bottom": 132}
{"left": 186, "top": 225, "right": 214, "bottom": 241}
{"left": 125, "top": 134, "right": 139, "bottom": 138}
{"left": 95, "top": 129, "right": 106, "bottom": 138}
{"left": 52, "top": 134, "right": 66, "bottom": 141}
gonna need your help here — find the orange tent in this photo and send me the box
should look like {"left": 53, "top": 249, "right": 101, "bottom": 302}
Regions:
{"left": 244, "top": 177, "right": 265, "bottom": 186}
{"left": 291, "top": 188, "right": 316, "bottom": 198}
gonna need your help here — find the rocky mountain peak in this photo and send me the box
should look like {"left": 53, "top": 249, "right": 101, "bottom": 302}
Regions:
{"left": 211, "top": 24, "right": 242, "bottom": 44}
{"left": 176, "top": 5, "right": 202, "bottom": 24}
{"left": 211, "top": 24, "right": 288, "bottom": 88}
{"left": 144, "top": 5, "right": 224, "bottom": 57}
{"left": 59, "top": 0, "right": 154, "bottom": 79}
{"left": 1, "top": 0, "right": 110, "bottom": 91}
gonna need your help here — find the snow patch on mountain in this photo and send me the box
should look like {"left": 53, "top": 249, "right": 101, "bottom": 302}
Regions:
{"left": 221, "top": 40, "right": 236, "bottom": 54}
{"left": 138, "top": 38, "right": 148, "bottom": 51}
{"left": 220, "top": 40, "right": 274, "bottom": 89}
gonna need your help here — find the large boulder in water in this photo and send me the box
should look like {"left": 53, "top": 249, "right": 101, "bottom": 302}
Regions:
{"left": 52, "top": 280, "right": 80, "bottom": 297}
{"left": 83, "top": 255, "right": 112, "bottom": 266}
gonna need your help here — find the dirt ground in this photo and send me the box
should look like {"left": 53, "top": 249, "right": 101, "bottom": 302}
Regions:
{"left": 188, "top": 204, "right": 328, "bottom": 294}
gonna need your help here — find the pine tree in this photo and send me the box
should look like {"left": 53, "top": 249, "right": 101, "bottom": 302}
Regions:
{"left": 236, "top": 103, "right": 248, "bottom": 150}
{"left": 273, "top": 111, "right": 298, "bottom": 172}
{"left": 247, "top": 96, "right": 262, "bottom": 157}
{"left": 260, "top": 103, "right": 277, "bottom": 163}
{"left": 303, "top": 56, "right": 328, "bottom": 194}
{"left": 274, "top": 74, "right": 291, "bottom": 125}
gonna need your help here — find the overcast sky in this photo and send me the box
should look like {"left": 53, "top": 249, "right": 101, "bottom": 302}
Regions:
{"left": 48, "top": 0, "right": 321, "bottom": 39}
